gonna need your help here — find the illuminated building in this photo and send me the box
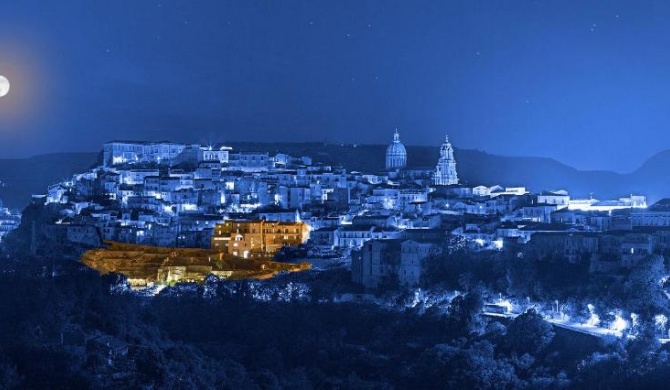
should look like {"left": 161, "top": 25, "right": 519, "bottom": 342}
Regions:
{"left": 199, "top": 145, "right": 232, "bottom": 163}
{"left": 81, "top": 241, "right": 311, "bottom": 288}
{"left": 120, "top": 169, "right": 160, "bottom": 185}
{"left": 277, "top": 186, "right": 311, "bottom": 209}
{"left": 433, "top": 135, "right": 459, "bottom": 186}
{"left": 631, "top": 198, "right": 670, "bottom": 227}
{"left": 194, "top": 161, "right": 223, "bottom": 180}
{"left": 0, "top": 204, "right": 21, "bottom": 243}
{"left": 103, "top": 141, "right": 190, "bottom": 166}
{"left": 336, "top": 224, "right": 402, "bottom": 248}
{"left": 537, "top": 190, "right": 570, "bottom": 210}
{"left": 520, "top": 204, "right": 559, "bottom": 223}
{"left": 255, "top": 206, "right": 302, "bottom": 222}
{"left": 310, "top": 226, "right": 340, "bottom": 249}
{"left": 568, "top": 195, "right": 646, "bottom": 212}
{"left": 210, "top": 220, "right": 310, "bottom": 258}
{"left": 370, "top": 185, "right": 428, "bottom": 211}
{"left": 385, "top": 129, "right": 407, "bottom": 171}
{"left": 227, "top": 152, "right": 270, "bottom": 172}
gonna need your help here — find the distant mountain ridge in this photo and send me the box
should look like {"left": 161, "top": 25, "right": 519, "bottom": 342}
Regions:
{"left": 0, "top": 143, "right": 667, "bottom": 209}
{"left": 0, "top": 153, "right": 100, "bottom": 209}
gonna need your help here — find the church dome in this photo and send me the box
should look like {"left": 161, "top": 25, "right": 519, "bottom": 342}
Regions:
{"left": 386, "top": 130, "right": 407, "bottom": 170}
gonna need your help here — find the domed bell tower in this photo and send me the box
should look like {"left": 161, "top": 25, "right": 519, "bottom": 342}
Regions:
{"left": 433, "top": 134, "right": 459, "bottom": 186}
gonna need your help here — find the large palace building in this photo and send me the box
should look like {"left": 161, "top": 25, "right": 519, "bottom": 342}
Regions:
{"left": 211, "top": 220, "right": 310, "bottom": 258}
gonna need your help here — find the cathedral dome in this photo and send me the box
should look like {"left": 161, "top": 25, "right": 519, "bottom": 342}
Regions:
{"left": 386, "top": 130, "right": 407, "bottom": 170}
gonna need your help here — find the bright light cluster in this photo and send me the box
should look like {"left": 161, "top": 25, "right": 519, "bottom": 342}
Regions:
{"left": 609, "top": 312, "right": 628, "bottom": 333}
{"left": 585, "top": 304, "right": 600, "bottom": 327}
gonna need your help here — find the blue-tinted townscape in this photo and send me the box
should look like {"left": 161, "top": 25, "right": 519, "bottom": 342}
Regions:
{"left": 2, "top": 1, "right": 670, "bottom": 389}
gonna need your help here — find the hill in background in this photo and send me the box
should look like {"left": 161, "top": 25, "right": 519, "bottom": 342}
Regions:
{"left": 0, "top": 153, "right": 99, "bottom": 209}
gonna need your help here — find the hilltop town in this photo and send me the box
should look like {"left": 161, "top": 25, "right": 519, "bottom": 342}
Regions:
{"left": 1, "top": 132, "right": 668, "bottom": 290}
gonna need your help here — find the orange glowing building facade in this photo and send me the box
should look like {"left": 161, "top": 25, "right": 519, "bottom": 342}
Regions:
{"left": 211, "top": 220, "right": 310, "bottom": 258}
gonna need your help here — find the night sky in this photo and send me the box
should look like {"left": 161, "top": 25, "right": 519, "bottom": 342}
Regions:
{"left": 1, "top": 1, "right": 670, "bottom": 172}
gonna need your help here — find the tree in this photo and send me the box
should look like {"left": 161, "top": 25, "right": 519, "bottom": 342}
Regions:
{"left": 463, "top": 340, "right": 521, "bottom": 389}
{"left": 449, "top": 290, "right": 485, "bottom": 334}
{"left": 506, "top": 309, "right": 555, "bottom": 355}
{"left": 623, "top": 255, "right": 667, "bottom": 319}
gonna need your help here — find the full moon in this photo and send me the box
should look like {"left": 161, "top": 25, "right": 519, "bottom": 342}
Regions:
{"left": 0, "top": 75, "right": 10, "bottom": 98}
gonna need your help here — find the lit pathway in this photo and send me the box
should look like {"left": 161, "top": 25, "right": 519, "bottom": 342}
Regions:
{"left": 547, "top": 318, "right": 622, "bottom": 338}
{"left": 482, "top": 309, "right": 623, "bottom": 338}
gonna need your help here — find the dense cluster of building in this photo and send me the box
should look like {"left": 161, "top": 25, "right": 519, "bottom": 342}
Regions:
{"left": 16, "top": 133, "right": 670, "bottom": 289}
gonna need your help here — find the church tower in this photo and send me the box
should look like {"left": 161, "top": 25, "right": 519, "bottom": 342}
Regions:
{"left": 385, "top": 129, "right": 407, "bottom": 171}
{"left": 433, "top": 135, "right": 459, "bottom": 186}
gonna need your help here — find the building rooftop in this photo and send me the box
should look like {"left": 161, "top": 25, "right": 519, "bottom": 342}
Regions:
{"left": 313, "top": 226, "right": 340, "bottom": 232}
{"left": 339, "top": 224, "right": 380, "bottom": 232}
{"left": 519, "top": 223, "right": 573, "bottom": 231}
